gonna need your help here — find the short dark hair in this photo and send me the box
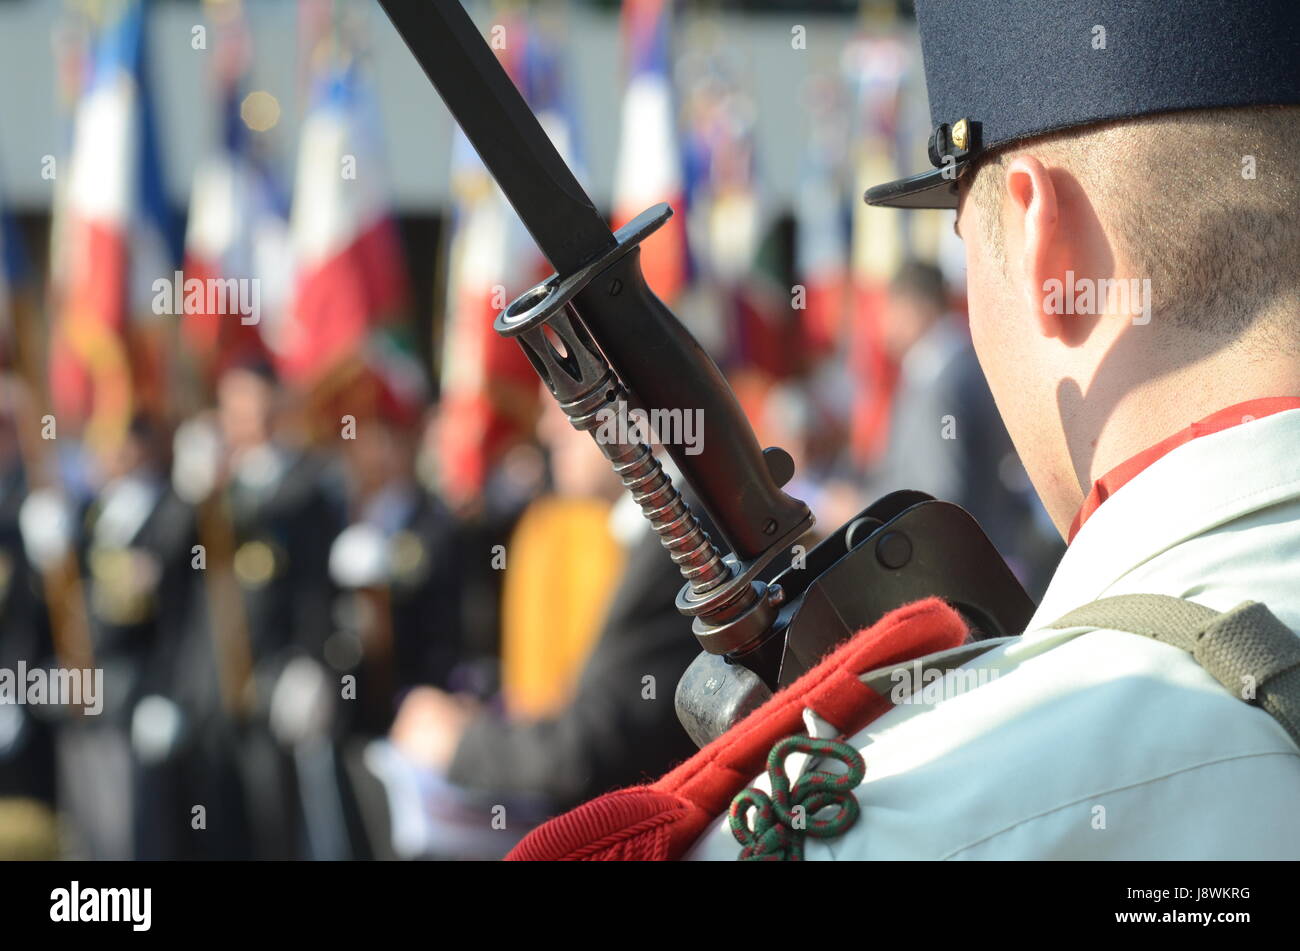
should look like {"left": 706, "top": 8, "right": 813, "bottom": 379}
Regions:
{"left": 967, "top": 105, "right": 1300, "bottom": 342}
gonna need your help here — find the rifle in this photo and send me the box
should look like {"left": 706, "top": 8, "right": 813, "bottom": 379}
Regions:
{"left": 379, "top": 0, "right": 1035, "bottom": 746}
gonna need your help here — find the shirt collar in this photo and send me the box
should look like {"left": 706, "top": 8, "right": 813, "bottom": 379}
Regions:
{"left": 1068, "top": 397, "right": 1300, "bottom": 542}
{"left": 1030, "top": 405, "right": 1300, "bottom": 629}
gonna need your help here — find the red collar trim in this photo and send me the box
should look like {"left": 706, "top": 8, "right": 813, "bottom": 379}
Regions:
{"left": 1067, "top": 396, "right": 1300, "bottom": 544}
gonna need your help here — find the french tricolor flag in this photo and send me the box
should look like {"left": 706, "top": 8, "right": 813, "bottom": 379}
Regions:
{"left": 51, "top": 0, "right": 178, "bottom": 447}
{"left": 182, "top": 11, "right": 287, "bottom": 382}
{"left": 613, "top": 0, "right": 688, "bottom": 305}
{"left": 435, "top": 18, "right": 579, "bottom": 507}
{"left": 437, "top": 126, "right": 529, "bottom": 507}
{"left": 276, "top": 60, "right": 407, "bottom": 385}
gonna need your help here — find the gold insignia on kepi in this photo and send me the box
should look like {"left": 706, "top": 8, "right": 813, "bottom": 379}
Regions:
{"left": 234, "top": 540, "right": 278, "bottom": 588}
{"left": 951, "top": 118, "right": 970, "bottom": 151}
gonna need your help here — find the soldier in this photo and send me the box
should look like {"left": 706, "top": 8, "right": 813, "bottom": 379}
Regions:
{"left": 687, "top": 0, "right": 1300, "bottom": 860}
{"left": 191, "top": 358, "right": 348, "bottom": 859}
{"left": 0, "top": 378, "right": 58, "bottom": 859}
{"left": 511, "top": 0, "right": 1300, "bottom": 861}
{"left": 81, "top": 415, "right": 197, "bottom": 861}
{"left": 327, "top": 351, "right": 465, "bottom": 727}
{"left": 19, "top": 411, "right": 197, "bottom": 860}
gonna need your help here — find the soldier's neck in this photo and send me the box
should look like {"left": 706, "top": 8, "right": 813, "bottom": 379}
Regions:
{"left": 1053, "top": 324, "right": 1300, "bottom": 536}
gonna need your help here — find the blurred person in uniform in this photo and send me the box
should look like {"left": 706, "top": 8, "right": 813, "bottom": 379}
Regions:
{"left": 328, "top": 355, "right": 465, "bottom": 733}
{"left": 416, "top": 404, "right": 545, "bottom": 700}
{"left": 37, "top": 414, "right": 196, "bottom": 859}
{"left": 0, "top": 377, "right": 59, "bottom": 859}
{"left": 87, "top": 416, "right": 196, "bottom": 861}
{"left": 323, "top": 353, "right": 473, "bottom": 856}
{"left": 172, "top": 358, "right": 348, "bottom": 859}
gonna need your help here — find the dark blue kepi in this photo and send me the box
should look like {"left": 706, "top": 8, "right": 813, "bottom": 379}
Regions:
{"left": 866, "top": 0, "right": 1300, "bottom": 209}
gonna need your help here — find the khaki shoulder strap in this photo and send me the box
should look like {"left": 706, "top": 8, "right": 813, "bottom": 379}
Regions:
{"left": 1045, "top": 594, "right": 1300, "bottom": 749}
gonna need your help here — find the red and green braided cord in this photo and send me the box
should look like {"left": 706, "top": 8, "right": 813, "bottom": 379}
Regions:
{"left": 728, "top": 735, "right": 866, "bottom": 861}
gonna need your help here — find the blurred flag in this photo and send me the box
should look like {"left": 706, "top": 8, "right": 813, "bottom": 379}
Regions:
{"left": 728, "top": 227, "right": 799, "bottom": 380}
{"left": 437, "top": 134, "right": 529, "bottom": 508}
{"left": 50, "top": 0, "right": 180, "bottom": 451}
{"left": 183, "top": 4, "right": 288, "bottom": 387}
{"left": 680, "top": 66, "right": 783, "bottom": 374}
{"left": 434, "top": 14, "right": 575, "bottom": 508}
{"left": 681, "top": 71, "right": 759, "bottom": 290}
{"left": 0, "top": 202, "right": 31, "bottom": 370}
{"left": 515, "top": 14, "right": 585, "bottom": 190}
{"left": 499, "top": 11, "right": 586, "bottom": 286}
{"left": 612, "top": 0, "right": 687, "bottom": 305}
{"left": 276, "top": 56, "right": 407, "bottom": 385}
{"left": 315, "top": 332, "right": 428, "bottom": 440}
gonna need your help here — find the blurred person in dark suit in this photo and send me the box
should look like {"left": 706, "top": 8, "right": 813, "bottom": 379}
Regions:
{"left": 328, "top": 365, "right": 465, "bottom": 733}
{"left": 87, "top": 417, "right": 197, "bottom": 861}
{"left": 323, "top": 354, "right": 482, "bottom": 857}
{"left": 415, "top": 403, "right": 544, "bottom": 701}
{"left": 865, "top": 260, "right": 1063, "bottom": 597}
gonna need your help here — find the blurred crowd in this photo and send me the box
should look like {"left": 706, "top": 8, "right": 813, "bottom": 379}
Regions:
{"left": 0, "top": 0, "right": 1061, "bottom": 860}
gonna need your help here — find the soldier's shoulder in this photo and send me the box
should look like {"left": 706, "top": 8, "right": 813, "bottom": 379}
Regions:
{"left": 688, "top": 627, "right": 1300, "bottom": 860}
{"left": 854, "top": 628, "right": 1300, "bottom": 859}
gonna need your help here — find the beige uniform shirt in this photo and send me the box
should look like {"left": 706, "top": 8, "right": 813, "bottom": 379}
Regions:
{"left": 687, "top": 409, "right": 1300, "bottom": 860}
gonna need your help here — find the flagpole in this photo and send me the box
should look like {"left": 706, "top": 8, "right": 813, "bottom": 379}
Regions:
{"left": 13, "top": 259, "right": 96, "bottom": 682}
{"left": 185, "top": 0, "right": 260, "bottom": 718}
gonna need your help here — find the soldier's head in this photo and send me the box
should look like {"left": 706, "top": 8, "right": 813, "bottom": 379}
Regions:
{"left": 883, "top": 259, "right": 949, "bottom": 363}
{"left": 339, "top": 368, "right": 427, "bottom": 498}
{"left": 217, "top": 360, "right": 279, "bottom": 453}
{"left": 867, "top": 0, "right": 1300, "bottom": 534}
{"left": 956, "top": 106, "right": 1300, "bottom": 527}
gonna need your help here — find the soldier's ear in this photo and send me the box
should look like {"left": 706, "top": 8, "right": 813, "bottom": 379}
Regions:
{"left": 1004, "top": 155, "right": 1066, "bottom": 339}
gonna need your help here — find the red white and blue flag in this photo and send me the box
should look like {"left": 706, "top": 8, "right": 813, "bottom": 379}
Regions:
{"left": 50, "top": 0, "right": 180, "bottom": 450}
{"left": 275, "top": 57, "right": 407, "bottom": 385}
{"left": 183, "top": 6, "right": 288, "bottom": 383}
{"left": 435, "top": 15, "right": 578, "bottom": 507}
{"left": 613, "top": 0, "right": 688, "bottom": 306}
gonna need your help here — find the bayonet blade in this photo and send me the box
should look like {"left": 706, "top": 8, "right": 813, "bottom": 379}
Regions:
{"left": 378, "top": 0, "right": 616, "bottom": 274}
